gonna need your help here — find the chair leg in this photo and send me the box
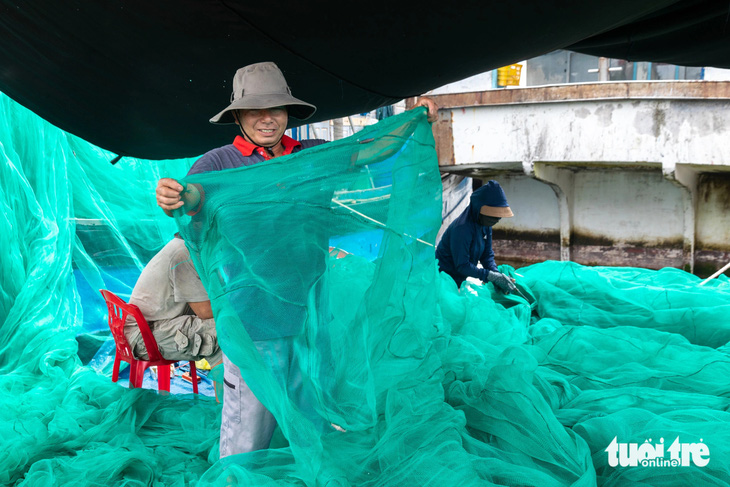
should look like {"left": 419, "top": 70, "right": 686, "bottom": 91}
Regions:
{"left": 112, "top": 356, "right": 121, "bottom": 383}
{"left": 157, "top": 363, "right": 171, "bottom": 392}
{"left": 128, "top": 361, "right": 138, "bottom": 388}
{"left": 135, "top": 364, "right": 147, "bottom": 389}
{"left": 189, "top": 362, "right": 199, "bottom": 394}
{"left": 137, "top": 365, "right": 149, "bottom": 388}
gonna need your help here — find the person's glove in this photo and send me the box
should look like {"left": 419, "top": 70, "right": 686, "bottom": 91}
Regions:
{"left": 486, "top": 271, "right": 518, "bottom": 294}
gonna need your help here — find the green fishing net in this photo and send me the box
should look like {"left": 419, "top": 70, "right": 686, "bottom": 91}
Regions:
{"left": 2, "top": 90, "right": 730, "bottom": 486}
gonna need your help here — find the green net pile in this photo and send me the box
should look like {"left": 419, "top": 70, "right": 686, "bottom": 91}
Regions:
{"left": 2, "top": 91, "right": 730, "bottom": 486}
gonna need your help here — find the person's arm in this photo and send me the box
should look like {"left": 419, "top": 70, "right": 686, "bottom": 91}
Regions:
{"left": 450, "top": 226, "right": 489, "bottom": 282}
{"left": 172, "top": 244, "right": 212, "bottom": 314}
{"left": 479, "top": 229, "right": 499, "bottom": 273}
{"left": 479, "top": 229, "right": 516, "bottom": 293}
{"left": 188, "top": 300, "right": 213, "bottom": 320}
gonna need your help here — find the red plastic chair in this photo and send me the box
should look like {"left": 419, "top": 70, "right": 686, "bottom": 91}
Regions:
{"left": 100, "top": 289, "right": 198, "bottom": 394}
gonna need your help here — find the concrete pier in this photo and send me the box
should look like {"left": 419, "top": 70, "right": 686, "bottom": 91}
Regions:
{"left": 421, "top": 82, "right": 730, "bottom": 276}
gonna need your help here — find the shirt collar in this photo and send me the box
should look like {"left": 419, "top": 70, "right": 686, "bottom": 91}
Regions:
{"left": 233, "top": 134, "right": 301, "bottom": 159}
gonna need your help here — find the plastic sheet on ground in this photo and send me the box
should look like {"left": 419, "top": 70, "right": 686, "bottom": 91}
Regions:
{"left": 1, "top": 91, "right": 730, "bottom": 486}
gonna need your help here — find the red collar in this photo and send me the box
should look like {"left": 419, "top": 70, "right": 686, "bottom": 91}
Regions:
{"left": 233, "top": 134, "right": 301, "bottom": 160}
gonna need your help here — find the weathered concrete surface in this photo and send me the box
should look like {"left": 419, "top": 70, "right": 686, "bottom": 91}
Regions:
{"left": 429, "top": 82, "right": 730, "bottom": 276}
{"left": 448, "top": 98, "right": 730, "bottom": 167}
{"left": 697, "top": 174, "right": 730, "bottom": 248}
{"left": 437, "top": 174, "right": 471, "bottom": 243}
{"left": 429, "top": 81, "right": 730, "bottom": 109}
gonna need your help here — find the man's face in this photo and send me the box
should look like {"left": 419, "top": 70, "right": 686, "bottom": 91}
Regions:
{"left": 235, "top": 107, "right": 288, "bottom": 146}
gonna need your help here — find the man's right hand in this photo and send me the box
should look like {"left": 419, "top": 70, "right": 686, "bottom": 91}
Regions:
{"left": 156, "top": 178, "right": 185, "bottom": 216}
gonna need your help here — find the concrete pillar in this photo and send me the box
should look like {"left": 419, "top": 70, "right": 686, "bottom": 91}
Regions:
{"left": 598, "top": 57, "right": 610, "bottom": 82}
{"left": 529, "top": 162, "right": 575, "bottom": 262}
{"left": 664, "top": 162, "right": 698, "bottom": 273}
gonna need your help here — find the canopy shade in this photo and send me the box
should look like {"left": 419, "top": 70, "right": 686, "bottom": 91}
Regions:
{"left": 1, "top": 0, "right": 728, "bottom": 159}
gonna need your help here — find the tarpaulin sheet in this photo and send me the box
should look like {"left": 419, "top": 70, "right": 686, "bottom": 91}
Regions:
{"left": 2, "top": 1, "right": 730, "bottom": 159}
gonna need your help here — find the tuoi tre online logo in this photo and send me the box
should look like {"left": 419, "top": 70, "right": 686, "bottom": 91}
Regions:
{"left": 605, "top": 437, "right": 709, "bottom": 468}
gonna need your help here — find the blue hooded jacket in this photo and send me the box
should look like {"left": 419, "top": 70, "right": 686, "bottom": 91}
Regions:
{"left": 435, "top": 181, "right": 509, "bottom": 287}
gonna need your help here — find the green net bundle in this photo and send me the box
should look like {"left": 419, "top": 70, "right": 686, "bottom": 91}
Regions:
{"left": 2, "top": 91, "right": 730, "bottom": 486}
{"left": 0, "top": 92, "right": 218, "bottom": 486}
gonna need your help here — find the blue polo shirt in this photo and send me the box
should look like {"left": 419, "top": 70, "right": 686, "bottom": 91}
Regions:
{"left": 188, "top": 135, "right": 326, "bottom": 176}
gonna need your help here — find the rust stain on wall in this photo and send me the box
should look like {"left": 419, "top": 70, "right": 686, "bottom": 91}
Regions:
{"left": 493, "top": 230, "right": 689, "bottom": 271}
{"left": 428, "top": 82, "right": 730, "bottom": 110}
{"left": 571, "top": 245, "right": 683, "bottom": 269}
{"left": 570, "top": 232, "right": 614, "bottom": 247}
{"left": 492, "top": 239, "right": 561, "bottom": 266}
{"left": 493, "top": 229, "right": 560, "bottom": 243}
{"left": 432, "top": 111, "right": 455, "bottom": 166}
{"left": 570, "top": 232, "right": 683, "bottom": 249}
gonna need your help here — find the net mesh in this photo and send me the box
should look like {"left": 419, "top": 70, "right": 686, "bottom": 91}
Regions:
{"left": 1, "top": 91, "right": 730, "bottom": 486}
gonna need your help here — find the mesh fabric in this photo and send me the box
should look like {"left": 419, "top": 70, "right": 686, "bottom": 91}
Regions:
{"left": 1, "top": 92, "right": 730, "bottom": 485}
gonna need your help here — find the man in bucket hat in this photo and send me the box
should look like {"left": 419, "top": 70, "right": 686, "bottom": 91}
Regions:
{"left": 156, "top": 61, "right": 438, "bottom": 203}
{"left": 155, "top": 62, "right": 438, "bottom": 457}
{"left": 436, "top": 180, "right": 518, "bottom": 293}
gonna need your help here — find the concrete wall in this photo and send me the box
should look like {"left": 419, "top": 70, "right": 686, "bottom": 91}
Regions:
{"left": 572, "top": 170, "right": 684, "bottom": 244}
{"left": 499, "top": 175, "right": 559, "bottom": 233}
{"left": 448, "top": 98, "right": 730, "bottom": 166}
{"left": 704, "top": 67, "right": 730, "bottom": 81}
{"left": 428, "top": 72, "right": 495, "bottom": 96}
{"left": 695, "top": 173, "right": 730, "bottom": 275}
{"left": 429, "top": 82, "right": 730, "bottom": 276}
{"left": 490, "top": 174, "right": 561, "bottom": 265}
{"left": 570, "top": 169, "right": 686, "bottom": 268}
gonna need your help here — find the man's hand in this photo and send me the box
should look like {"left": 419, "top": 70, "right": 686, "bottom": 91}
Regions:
{"left": 412, "top": 96, "right": 439, "bottom": 123}
{"left": 156, "top": 179, "right": 203, "bottom": 216}
{"left": 486, "top": 271, "right": 518, "bottom": 294}
{"left": 156, "top": 178, "right": 185, "bottom": 216}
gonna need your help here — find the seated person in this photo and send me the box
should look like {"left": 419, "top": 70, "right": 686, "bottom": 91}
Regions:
{"left": 124, "top": 234, "right": 222, "bottom": 367}
{"left": 435, "top": 180, "right": 518, "bottom": 293}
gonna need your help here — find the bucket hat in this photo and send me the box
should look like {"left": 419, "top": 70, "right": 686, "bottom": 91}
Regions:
{"left": 471, "top": 180, "right": 514, "bottom": 218}
{"left": 210, "top": 62, "right": 316, "bottom": 124}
